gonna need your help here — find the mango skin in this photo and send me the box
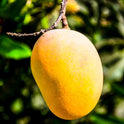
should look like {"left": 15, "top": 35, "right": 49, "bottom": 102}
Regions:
{"left": 31, "top": 29, "right": 103, "bottom": 120}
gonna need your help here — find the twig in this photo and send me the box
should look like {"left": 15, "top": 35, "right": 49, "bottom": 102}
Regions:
{"left": 62, "top": 14, "right": 70, "bottom": 29}
{"left": 61, "top": 0, "right": 69, "bottom": 29}
{"left": 7, "top": 0, "right": 69, "bottom": 37}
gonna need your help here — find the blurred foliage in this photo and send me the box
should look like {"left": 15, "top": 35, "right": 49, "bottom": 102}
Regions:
{"left": 0, "top": 36, "right": 31, "bottom": 60}
{"left": 0, "top": 0, "right": 124, "bottom": 124}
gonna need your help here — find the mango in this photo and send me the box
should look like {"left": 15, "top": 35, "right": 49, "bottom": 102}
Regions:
{"left": 31, "top": 29, "right": 103, "bottom": 120}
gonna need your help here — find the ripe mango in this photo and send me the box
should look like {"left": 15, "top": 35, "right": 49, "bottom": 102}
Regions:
{"left": 31, "top": 29, "right": 103, "bottom": 120}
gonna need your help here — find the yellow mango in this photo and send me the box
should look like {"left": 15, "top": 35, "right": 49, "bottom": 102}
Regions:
{"left": 31, "top": 29, "right": 103, "bottom": 120}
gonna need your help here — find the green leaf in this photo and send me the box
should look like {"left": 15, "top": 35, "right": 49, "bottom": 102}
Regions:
{"left": 0, "top": 0, "right": 26, "bottom": 19}
{"left": 68, "top": 15, "right": 84, "bottom": 28}
{"left": 41, "top": 16, "right": 50, "bottom": 29}
{"left": 96, "top": 38, "right": 124, "bottom": 50}
{"left": 23, "top": 13, "right": 32, "bottom": 25}
{"left": 112, "top": 83, "right": 124, "bottom": 96}
{"left": 106, "top": 57, "right": 124, "bottom": 81}
{"left": 10, "top": 98, "right": 23, "bottom": 114}
{"left": 0, "top": 0, "right": 8, "bottom": 7}
{"left": 118, "top": 22, "right": 124, "bottom": 37}
{"left": 0, "top": 80, "right": 4, "bottom": 86}
{"left": 0, "top": 36, "right": 31, "bottom": 60}
{"left": 90, "top": 113, "right": 124, "bottom": 124}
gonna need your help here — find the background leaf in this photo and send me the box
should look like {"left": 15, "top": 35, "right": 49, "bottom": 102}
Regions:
{"left": 90, "top": 114, "right": 124, "bottom": 124}
{"left": 0, "top": 36, "right": 31, "bottom": 60}
{"left": 0, "top": 0, "right": 26, "bottom": 19}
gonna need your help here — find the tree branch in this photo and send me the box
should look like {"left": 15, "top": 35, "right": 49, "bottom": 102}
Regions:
{"left": 7, "top": 0, "right": 69, "bottom": 37}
